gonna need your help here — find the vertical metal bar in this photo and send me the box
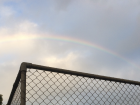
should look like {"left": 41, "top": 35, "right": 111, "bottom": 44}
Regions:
{"left": 20, "top": 63, "right": 27, "bottom": 105}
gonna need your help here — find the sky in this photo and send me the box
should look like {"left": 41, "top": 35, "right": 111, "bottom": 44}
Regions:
{"left": 0, "top": 0, "right": 140, "bottom": 104}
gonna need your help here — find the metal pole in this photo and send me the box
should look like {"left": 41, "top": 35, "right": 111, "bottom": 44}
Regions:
{"left": 20, "top": 63, "right": 27, "bottom": 105}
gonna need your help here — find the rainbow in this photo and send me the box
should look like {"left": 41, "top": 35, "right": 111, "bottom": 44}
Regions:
{"left": 1, "top": 34, "right": 139, "bottom": 70}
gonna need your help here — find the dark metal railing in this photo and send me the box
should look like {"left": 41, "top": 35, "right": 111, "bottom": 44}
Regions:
{"left": 7, "top": 62, "right": 140, "bottom": 105}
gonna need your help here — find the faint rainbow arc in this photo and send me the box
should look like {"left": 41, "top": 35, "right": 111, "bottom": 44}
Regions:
{"left": 36, "top": 35, "right": 140, "bottom": 70}
{"left": 1, "top": 35, "right": 140, "bottom": 70}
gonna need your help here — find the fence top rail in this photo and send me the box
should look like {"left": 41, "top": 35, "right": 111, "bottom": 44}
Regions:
{"left": 7, "top": 62, "right": 140, "bottom": 105}
{"left": 24, "top": 62, "right": 140, "bottom": 86}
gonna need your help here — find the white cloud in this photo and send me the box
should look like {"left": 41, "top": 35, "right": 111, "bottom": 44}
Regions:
{"left": 18, "top": 20, "right": 38, "bottom": 32}
{"left": 0, "top": 20, "right": 40, "bottom": 103}
{"left": 0, "top": 6, "right": 15, "bottom": 17}
{"left": 42, "top": 52, "right": 79, "bottom": 69}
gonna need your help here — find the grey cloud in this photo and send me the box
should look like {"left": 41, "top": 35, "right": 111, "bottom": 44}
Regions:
{"left": 116, "top": 13, "right": 140, "bottom": 57}
{"left": 1, "top": 0, "right": 140, "bottom": 103}
{"left": 17, "top": 0, "right": 139, "bottom": 51}
{"left": 0, "top": 0, "right": 139, "bottom": 79}
{"left": 52, "top": 0, "right": 73, "bottom": 11}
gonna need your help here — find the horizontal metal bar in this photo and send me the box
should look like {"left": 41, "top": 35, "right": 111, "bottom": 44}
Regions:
{"left": 26, "top": 62, "right": 140, "bottom": 86}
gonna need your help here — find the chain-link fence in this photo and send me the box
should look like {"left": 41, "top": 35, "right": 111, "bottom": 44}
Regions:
{"left": 7, "top": 62, "right": 140, "bottom": 105}
{"left": 10, "top": 80, "right": 21, "bottom": 105}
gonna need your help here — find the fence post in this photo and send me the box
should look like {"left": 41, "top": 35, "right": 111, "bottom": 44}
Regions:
{"left": 20, "top": 63, "right": 27, "bottom": 105}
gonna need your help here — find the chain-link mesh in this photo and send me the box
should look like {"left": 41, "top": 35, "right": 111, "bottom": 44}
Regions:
{"left": 10, "top": 80, "right": 21, "bottom": 105}
{"left": 26, "top": 69, "right": 140, "bottom": 105}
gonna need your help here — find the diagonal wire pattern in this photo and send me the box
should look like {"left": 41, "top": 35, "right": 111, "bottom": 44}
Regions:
{"left": 11, "top": 80, "right": 21, "bottom": 105}
{"left": 26, "top": 69, "right": 140, "bottom": 105}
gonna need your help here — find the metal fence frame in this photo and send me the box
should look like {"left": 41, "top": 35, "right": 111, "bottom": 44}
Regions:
{"left": 7, "top": 62, "right": 140, "bottom": 105}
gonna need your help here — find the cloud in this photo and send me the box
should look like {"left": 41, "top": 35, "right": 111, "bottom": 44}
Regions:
{"left": 52, "top": 0, "right": 73, "bottom": 11}
{"left": 0, "top": 6, "right": 15, "bottom": 17}
{"left": 42, "top": 52, "right": 79, "bottom": 69}
{"left": 0, "top": 20, "right": 39, "bottom": 103}
{"left": 16, "top": 0, "right": 139, "bottom": 53}
{"left": 1, "top": 0, "right": 140, "bottom": 104}
{"left": 115, "top": 12, "right": 140, "bottom": 58}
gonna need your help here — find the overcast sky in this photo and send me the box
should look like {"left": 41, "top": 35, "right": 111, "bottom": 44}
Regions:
{"left": 0, "top": 0, "right": 140, "bottom": 104}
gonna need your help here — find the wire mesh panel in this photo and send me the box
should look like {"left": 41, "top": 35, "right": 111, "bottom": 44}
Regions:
{"left": 26, "top": 69, "right": 140, "bottom": 105}
{"left": 10, "top": 80, "right": 21, "bottom": 105}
